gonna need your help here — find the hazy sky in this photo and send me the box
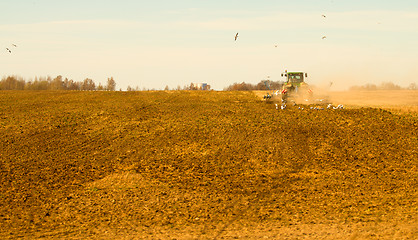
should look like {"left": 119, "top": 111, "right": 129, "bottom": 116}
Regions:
{"left": 1, "top": 0, "right": 418, "bottom": 90}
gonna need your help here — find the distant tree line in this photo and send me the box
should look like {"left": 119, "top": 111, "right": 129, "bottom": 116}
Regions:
{"left": 224, "top": 80, "right": 283, "bottom": 91}
{"left": 126, "top": 82, "right": 211, "bottom": 91}
{"left": 0, "top": 75, "right": 116, "bottom": 91}
{"left": 349, "top": 82, "right": 417, "bottom": 91}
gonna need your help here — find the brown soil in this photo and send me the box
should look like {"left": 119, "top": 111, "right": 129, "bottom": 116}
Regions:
{"left": 0, "top": 91, "right": 417, "bottom": 239}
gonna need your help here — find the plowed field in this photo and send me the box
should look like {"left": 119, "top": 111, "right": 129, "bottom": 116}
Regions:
{"left": 0, "top": 91, "right": 417, "bottom": 239}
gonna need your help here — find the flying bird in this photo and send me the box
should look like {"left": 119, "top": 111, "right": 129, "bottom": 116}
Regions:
{"left": 322, "top": 14, "right": 326, "bottom": 18}
{"left": 12, "top": 44, "right": 17, "bottom": 47}
{"left": 322, "top": 36, "right": 327, "bottom": 39}
{"left": 234, "top": 32, "right": 239, "bottom": 41}
{"left": 6, "top": 48, "right": 11, "bottom": 53}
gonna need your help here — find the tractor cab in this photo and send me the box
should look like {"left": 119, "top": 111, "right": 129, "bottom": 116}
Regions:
{"left": 280, "top": 71, "right": 311, "bottom": 101}
{"left": 281, "top": 72, "right": 308, "bottom": 89}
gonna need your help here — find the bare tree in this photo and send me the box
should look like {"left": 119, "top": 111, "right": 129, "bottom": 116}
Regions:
{"left": 106, "top": 77, "right": 116, "bottom": 91}
{"left": 50, "top": 75, "right": 64, "bottom": 90}
{"left": 97, "top": 83, "right": 105, "bottom": 91}
{"left": 81, "top": 78, "right": 96, "bottom": 91}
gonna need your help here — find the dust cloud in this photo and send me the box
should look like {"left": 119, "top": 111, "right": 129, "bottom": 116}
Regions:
{"left": 326, "top": 90, "right": 418, "bottom": 110}
{"left": 305, "top": 71, "right": 418, "bottom": 111}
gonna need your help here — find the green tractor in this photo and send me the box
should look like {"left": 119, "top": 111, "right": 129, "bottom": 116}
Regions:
{"left": 279, "top": 71, "right": 312, "bottom": 102}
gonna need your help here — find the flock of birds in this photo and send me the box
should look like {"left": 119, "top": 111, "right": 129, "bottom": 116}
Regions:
{"left": 234, "top": 14, "right": 328, "bottom": 44}
{"left": 6, "top": 14, "right": 327, "bottom": 54}
{"left": 4, "top": 44, "right": 17, "bottom": 54}
{"left": 275, "top": 102, "right": 344, "bottom": 111}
